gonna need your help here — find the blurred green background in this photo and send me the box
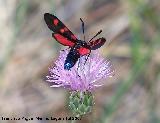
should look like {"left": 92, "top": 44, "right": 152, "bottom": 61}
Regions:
{"left": 0, "top": 0, "right": 160, "bottom": 123}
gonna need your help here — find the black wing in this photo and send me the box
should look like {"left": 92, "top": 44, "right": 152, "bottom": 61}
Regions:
{"left": 44, "top": 13, "right": 78, "bottom": 45}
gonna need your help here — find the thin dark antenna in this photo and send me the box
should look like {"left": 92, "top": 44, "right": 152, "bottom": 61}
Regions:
{"left": 80, "top": 18, "right": 85, "bottom": 41}
{"left": 88, "top": 30, "right": 102, "bottom": 42}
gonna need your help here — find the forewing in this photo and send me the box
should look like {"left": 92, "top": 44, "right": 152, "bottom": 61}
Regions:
{"left": 44, "top": 13, "right": 78, "bottom": 43}
{"left": 52, "top": 33, "right": 75, "bottom": 47}
{"left": 88, "top": 37, "right": 106, "bottom": 50}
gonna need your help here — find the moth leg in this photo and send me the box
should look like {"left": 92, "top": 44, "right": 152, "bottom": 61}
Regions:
{"left": 77, "top": 58, "right": 81, "bottom": 77}
{"left": 84, "top": 53, "right": 90, "bottom": 66}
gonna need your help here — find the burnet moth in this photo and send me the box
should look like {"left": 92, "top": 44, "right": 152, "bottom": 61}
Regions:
{"left": 44, "top": 13, "right": 106, "bottom": 70}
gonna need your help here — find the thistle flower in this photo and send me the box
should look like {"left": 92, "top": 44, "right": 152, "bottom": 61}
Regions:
{"left": 46, "top": 49, "right": 114, "bottom": 115}
{"left": 46, "top": 49, "right": 114, "bottom": 92}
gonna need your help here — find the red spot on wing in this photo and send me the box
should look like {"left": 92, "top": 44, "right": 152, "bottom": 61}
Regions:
{"left": 60, "top": 27, "right": 69, "bottom": 33}
{"left": 60, "top": 29, "right": 65, "bottom": 33}
{"left": 53, "top": 19, "right": 59, "bottom": 25}
{"left": 53, "top": 33, "right": 75, "bottom": 47}
{"left": 77, "top": 47, "right": 90, "bottom": 56}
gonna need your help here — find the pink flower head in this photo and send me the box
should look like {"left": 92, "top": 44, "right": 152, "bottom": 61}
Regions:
{"left": 46, "top": 49, "right": 114, "bottom": 92}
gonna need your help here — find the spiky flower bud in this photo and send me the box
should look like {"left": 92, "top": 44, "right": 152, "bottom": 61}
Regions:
{"left": 69, "top": 91, "right": 93, "bottom": 116}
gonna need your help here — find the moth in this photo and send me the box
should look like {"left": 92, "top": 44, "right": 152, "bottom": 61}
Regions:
{"left": 44, "top": 13, "right": 106, "bottom": 70}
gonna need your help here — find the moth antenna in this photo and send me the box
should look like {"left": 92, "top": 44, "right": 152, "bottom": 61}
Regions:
{"left": 80, "top": 18, "right": 85, "bottom": 41}
{"left": 88, "top": 30, "right": 102, "bottom": 42}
